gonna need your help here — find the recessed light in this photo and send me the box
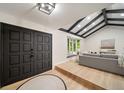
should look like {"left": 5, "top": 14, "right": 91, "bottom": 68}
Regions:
{"left": 41, "top": 4, "right": 45, "bottom": 7}
{"left": 120, "top": 13, "right": 124, "bottom": 16}
{"left": 87, "top": 16, "right": 91, "bottom": 20}
{"left": 77, "top": 25, "right": 81, "bottom": 28}
{"left": 83, "top": 28, "right": 87, "bottom": 31}
{"left": 92, "top": 22, "right": 96, "bottom": 25}
{"left": 48, "top": 5, "right": 52, "bottom": 10}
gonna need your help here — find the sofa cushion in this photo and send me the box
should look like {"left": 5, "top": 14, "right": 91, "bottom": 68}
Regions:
{"left": 83, "top": 53, "right": 100, "bottom": 57}
{"left": 100, "top": 54, "right": 118, "bottom": 59}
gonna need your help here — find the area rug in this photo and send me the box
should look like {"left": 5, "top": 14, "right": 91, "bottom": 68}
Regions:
{"left": 17, "top": 74, "right": 67, "bottom": 90}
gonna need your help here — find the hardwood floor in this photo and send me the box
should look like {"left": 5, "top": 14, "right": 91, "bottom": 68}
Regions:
{"left": 1, "top": 69, "right": 88, "bottom": 90}
{"left": 55, "top": 61, "right": 124, "bottom": 90}
{"left": 1, "top": 61, "right": 124, "bottom": 90}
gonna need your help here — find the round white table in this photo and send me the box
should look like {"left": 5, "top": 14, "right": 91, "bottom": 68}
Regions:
{"left": 17, "top": 74, "right": 67, "bottom": 90}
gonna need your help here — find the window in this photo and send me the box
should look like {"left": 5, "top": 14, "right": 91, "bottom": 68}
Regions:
{"left": 67, "top": 37, "right": 80, "bottom": 57}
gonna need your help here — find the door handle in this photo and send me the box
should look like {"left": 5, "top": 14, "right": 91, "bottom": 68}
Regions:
{"left": 31, "top": 49, "right": 34, "bottom": 51}
{"left": 30, "top": 54, "right": 34, "bottom": 58}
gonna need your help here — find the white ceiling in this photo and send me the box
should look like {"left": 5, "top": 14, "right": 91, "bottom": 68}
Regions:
{"left": 0, "top": 3, "right": 112, "bottom": 29}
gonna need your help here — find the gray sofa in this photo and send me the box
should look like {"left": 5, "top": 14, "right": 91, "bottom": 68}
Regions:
{"left": 79, "top": 54, "right": 124, "bottom": 76}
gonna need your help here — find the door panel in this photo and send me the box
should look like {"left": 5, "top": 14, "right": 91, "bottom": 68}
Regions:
{"left": 3, "top": 25, "right": 22, "bottom": 85}
{"left": 42, "top": 34, "right": 52, "bottom": 71}
{"left": 9, "top": 30, "right": 20, "bottom": 41}
{"left": 22, "top": 63, "right": 32, "bottom": 74}
{"left": 9, "top": 55, "right": 20, "bottom": 65}
{"left": 34, "top": 33, "right": 52, "bottom": 73}
{"left": 3, "top": 25, "right": 34, "bottom": 85}
{"left": 21, "top": 29, "right": 34, "bottom": 78}
{"left": 43, "top": 53, "right": 50, "bottom": 70}
{"left": 9, "top": 66, "right": 20, "bottom": 78}
{"left": 34, "top": 32, "right": 44, "bottom": 73}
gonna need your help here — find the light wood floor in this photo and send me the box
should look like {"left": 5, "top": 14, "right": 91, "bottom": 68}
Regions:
{"left": 1, "top": 69, "right": 88, "bottom": 90}
{"left": 55, "top": 61, "right": 124, "bottom": 90}
{"left": 1, "top": 61, "right": 124, "bottom": 90}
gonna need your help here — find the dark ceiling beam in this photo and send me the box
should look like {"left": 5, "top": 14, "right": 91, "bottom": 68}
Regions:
{"left": 58, "top": 9, "right": 124, "bottom": 38}
{"left": 80, "top": 9, "right": 106, "bottom": 37}
{"left": 83, "top": 24, "right": 106, "bottom": 38}
{"left": 107, "top": 18, "right": 124, "bottom": 21}
{"left": 58, "top": 28, "right": 83, "bottom": 38}
{"left": 76, "top": 12, "right": 103, "bottom": 34}
{"left": 58, "top": 28, "right": 67, "bottom": 32}
{"left": 107, "top": 23, "right": 124, "bottom": 26}
{"left": 58, "top": 17, "right": 85, "bottom": 33}
{"left": 81, "top": 20, "right": 105, "bottom": 36}
{"left": 102, "top": 8, "right": 108, "bottom": 24}
{"left": 106, "top": 9, "right": 124, "bottom": 13}
{"left": 67, "top": 17, "right": 85, "bottom": 32}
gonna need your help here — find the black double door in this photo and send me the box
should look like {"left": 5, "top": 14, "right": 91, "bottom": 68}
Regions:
{"left": 2, "top": 23, "right": 52, "bottom": 86}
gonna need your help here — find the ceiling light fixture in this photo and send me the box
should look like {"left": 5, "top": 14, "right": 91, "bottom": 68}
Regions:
{"left": 83, "top": 28, "right": 87, "bottom": 31}
{"left": 77, "top": 25, "right": 81, "bottom": 28}
{"left": 120, "top": 13, "right": 124, "bottom": 16}
{"left": 48, "top": 5, "right": 52, "bottom": 10}
{"left": 92, "top": 22, "right": 96, "bottom": 25}
{"left": 37, "top": 3, "right": 56, "bottom": 15}
{"left": 41, "top": 3, "right": 45, "bottom": 8}
{"left": 87, "top": 16, "right": 91, "bottom": 20}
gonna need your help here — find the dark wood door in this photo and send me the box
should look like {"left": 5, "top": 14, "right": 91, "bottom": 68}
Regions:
{"left": 1, "top": 23, "right": 52, "bottom": 87}
{"left": 34, "top": 32, "right": 52, "bottom": 73}
{"left": 42, "top": 34, "right": 52, "bottom": 71}
{"left": 3, "top": 24, "right": 34, "bottom": 86}
{"left": 21, "top": 29, "right": 34, "bottom": 79}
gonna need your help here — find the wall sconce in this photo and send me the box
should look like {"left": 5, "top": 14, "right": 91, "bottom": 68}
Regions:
{"left": 37, "top": 3, "right": 56, "bottom": 15}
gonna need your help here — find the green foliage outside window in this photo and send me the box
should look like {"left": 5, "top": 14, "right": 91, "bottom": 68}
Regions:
{"left": 73, "top": 40, "right": 76, "bottom": 52}
{"left": 77, "top": 40, "right": 80, "bottom": 49}
{"left": 67, "top": 38, "right": 69, "bottom": 53}
{"left": 70, "top": 40, "right": 72, "bottom": 52}
{"left": 67, "top": 37, "right": 80, "bottom": 55}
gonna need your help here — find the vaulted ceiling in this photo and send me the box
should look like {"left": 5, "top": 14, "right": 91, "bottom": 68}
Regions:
{"left": 59, "top": 3, "right": 124, "bottom": 38}
{"left": 1, "top": 3, "right": 123, "bottom": 38}
{"left": 0, "top": 3, "right": 112, "bottom": 29}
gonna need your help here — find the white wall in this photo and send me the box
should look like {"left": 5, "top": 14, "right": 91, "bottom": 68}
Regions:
{"left": 79, "top": 3, "right": 124, "bottom": 54}
{"left": 82, "top": 26, "right": 124, "bottom": 54}
{"left": 0, "top": 12, "right": 84, "bottom": 67}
